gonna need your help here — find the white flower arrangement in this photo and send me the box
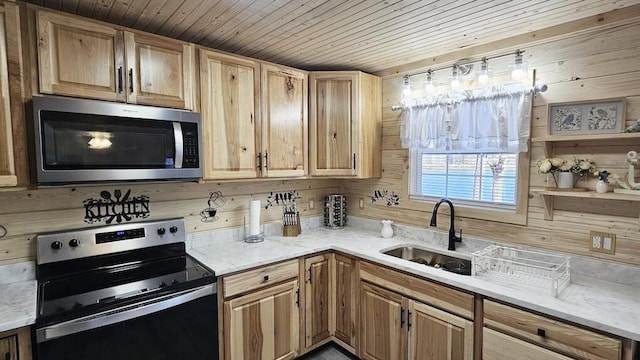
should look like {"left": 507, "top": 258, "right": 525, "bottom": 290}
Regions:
{"left": 536, "top": 157, "right": 596, "bottom": 187}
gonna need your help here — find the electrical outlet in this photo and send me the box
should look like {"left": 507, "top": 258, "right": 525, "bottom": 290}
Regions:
{"left": 589, "top": 231, "right": 602, "bottom": 252}
{"left": 359, "top": 198, "right": 365, "bottom": 209}
{"left": 602, "top": 232, "right": 616, "bottom": 254}
{"left": 309, "top": 199, "right": 315, "bottom": 209}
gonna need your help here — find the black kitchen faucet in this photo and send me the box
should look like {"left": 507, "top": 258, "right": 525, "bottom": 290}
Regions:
{"left": 429, "top": 198, "right": 462, "bottom": 251}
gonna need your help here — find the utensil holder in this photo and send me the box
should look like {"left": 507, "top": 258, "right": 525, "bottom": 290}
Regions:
{"left": 324, "top": 194, "right": 346, "bottom": 229}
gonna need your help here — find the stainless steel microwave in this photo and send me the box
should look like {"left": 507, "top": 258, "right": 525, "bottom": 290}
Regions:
{"left": 33, "top": 96, "right": 202, "bottom": 185}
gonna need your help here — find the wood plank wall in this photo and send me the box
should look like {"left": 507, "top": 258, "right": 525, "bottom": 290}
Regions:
{"left": 0, "top": 179, "right": 338, "bottom": 265}
{"left": 343, "top": 16, "right": 640, "bottom": 266}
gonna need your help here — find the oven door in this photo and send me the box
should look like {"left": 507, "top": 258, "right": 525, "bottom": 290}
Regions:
{"left": 34, "top": 284, "right": 218, "bottom": 360}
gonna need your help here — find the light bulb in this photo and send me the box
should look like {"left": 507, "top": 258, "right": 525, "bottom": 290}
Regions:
{"left": 477, "top": 58, "right": 490, "bottom": 85}
{"left": 402, "top": 75, "right": 412, "bottom": 98}
{"left": 449, "top": 66, "right": 461, "bottom": 90}
{"left": 424, "top": 70, "right": 436, "bottom": 95}
{"left": 511, "top": 50, "right": 527, "bottom": 80}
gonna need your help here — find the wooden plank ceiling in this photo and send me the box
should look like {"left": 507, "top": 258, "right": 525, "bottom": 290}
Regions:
{"left": 23, "top": 0, "right": 640, "bottom": 73}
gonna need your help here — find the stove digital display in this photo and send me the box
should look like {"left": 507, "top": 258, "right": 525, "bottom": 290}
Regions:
{"left": 96, "top": 228, "right": 146, "bottom": 243}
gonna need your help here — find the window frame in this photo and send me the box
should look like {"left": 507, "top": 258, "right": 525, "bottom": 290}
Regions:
{"left": 408, "top": 149, "right": 530, "bottom": 225}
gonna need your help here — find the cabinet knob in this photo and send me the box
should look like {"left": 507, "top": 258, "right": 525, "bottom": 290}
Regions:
{"left": 537, "top": 328, "right": 546, "bottom": 337}
{"left": 263, "top": 275, "right": 269, "bottom": 282}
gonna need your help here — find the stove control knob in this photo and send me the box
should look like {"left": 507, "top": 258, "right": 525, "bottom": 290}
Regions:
{"left": 169, "top": 226, "right": 178, "bottom": 234}
{"left": 51, "top": 241, "right": 63, "bottom": 250}
{"left": 157, "top": 228, "right": 166, "bottom": 235}
{"left": 69, "top": 239, "right": 80, "bottom": 248}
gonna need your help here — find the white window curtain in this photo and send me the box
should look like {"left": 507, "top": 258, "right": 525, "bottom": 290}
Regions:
{"left": 400, "top": 84, "right": 533, "bottom": 153}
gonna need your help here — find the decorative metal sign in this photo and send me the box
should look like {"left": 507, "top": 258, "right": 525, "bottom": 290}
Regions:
{"left": 84, "top": 189, "right": 150, "bottom": 224}
{"left": 371, "top": 189, "right": 400, "bottom": 206}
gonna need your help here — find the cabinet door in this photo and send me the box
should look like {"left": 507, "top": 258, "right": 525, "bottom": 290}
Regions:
{"left": 0, "top": 7, "right": 16, "bottom": 187}
{"left": 224, "top": 279, "right": 299, "bottom": 360}
{"left": 407, "top": 300, "right": 474, "bottom": 360}
{"left": 304, "top": 254, "right": 331, "bottom": 349}
{"left": 260, "top": 64, "right": 307, "bottom": 178}
{"left": 309, "top": 73, "right": 356, "bottom": 177}
{"left": 333, "top": 253, "right": 357, "bottom": 350}
{"left": 124, "top": 32, "right": 193, "bottom": 109}
{"left": 483, "top": 327, "right": 572, "bottom": 360}
{"left": 0, "top": 334, "right": 17, "bottom": 360}
{"left": 200, "top": 49, "right": 260, "bottom": 179}
{"left": 360, "top": 282, "right": 405, "bottom": 360}
{"left": 37, "top": 10, "right": 125, "bottom": 102}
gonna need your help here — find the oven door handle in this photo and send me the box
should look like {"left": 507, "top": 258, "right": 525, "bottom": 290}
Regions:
{"left": 36, "top": 283, "right": 216, "bottom": 343}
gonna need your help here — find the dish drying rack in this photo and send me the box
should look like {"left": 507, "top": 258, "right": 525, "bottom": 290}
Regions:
{"left": 471, "top": 245, "right": 571, "bottom": 297}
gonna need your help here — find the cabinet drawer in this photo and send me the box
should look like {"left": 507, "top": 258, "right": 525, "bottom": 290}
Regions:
{"left": 483, "top": 327, "right": 572, "bottom": 360}
{"left": 484, "top": 300, "right": 622, "bottom": 360}
{"left": 223, "top": 259, "right": 299, "bottom": 298}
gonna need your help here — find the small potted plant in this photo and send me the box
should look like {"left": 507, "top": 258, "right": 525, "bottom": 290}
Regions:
{"left": 536, "top": 157, "right": 595, "bottom": 189}
{"left": 594, "top": 170, "right": 610, "bottom": 193}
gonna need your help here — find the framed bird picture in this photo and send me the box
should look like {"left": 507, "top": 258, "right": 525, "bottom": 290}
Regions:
{"left": 548, "top": 99, "right": 625, "bottom": 136}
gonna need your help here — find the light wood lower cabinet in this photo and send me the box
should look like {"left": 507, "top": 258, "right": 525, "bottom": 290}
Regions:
{"left": 359, "top": 261, "right": 474, "bottom": 360}
{"left": 332, "top": 253, "right": 358, "bottom": 352}
{"left": 0, "top": 326, "right": 31, "bottom": 360}
{"left": 302, "top": 254, "right": 331, "bottom": 349}
{"left": 221, "top": 259, "right": 300, "bottom": 360}
{"left": 483, "top": 299, "right": 623, "bottom": 360}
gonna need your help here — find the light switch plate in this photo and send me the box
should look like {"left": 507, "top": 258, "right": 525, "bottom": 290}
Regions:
{"left": 601, "top": 233, "right": 616, "bottom": 254}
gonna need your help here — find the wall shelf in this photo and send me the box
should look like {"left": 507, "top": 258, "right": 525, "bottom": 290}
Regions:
{"left": 531, "top": 132, "right": 640, "bottom": 157}
{"left": 531, "top": 187, "right": 640, "bottom": 222}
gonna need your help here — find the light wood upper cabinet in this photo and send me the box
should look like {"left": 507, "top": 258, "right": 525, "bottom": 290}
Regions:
{"left": 303, "top": 254, "right": 331, "bottom": 349}
{"left": 261, "top": 63, "right": 307, "bottom": 178}
{"left": 200, "top": 49, "right": 260, "bottom": 179}
{"left": 36, "top": 10, "right": 194, "bottom": 109}
{"left": 0, "top": 5, "right": 16, "bottom": 187}
{"left": 309, "top": 71, "right": 381, "bottom": 178}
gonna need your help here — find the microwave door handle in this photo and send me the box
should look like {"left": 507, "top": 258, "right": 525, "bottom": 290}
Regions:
{"left": 173, "top": 122, "right": 183, "bottom": 169}
{"left": 36, "top": 284, "right": 216, "bottom": 343}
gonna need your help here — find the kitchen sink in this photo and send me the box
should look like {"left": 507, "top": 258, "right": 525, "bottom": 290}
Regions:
{"left": 382, "top": 246, "right": 472, "bottom": 276}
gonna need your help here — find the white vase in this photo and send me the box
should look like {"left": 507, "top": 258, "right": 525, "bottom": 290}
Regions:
{"left": 381, "top": 220, "right": 394, "bottom": 238}
{"left": 556, "top": 172, "right": 575, "bottom": 189}
{"left": 596, "top": 180, "right": 609, "bottom": 193}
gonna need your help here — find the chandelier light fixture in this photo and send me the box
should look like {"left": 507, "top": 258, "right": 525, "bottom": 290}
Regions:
{"left": 510, "top": 49, "right": 527, "bottom": 80}
{"left": 449, "top": 65, "right": 461, "bottom": 90}
{"left": 423, "top": 70, "right": 436, "bottom": 95}
{"left": 402, "top": 75, "right": 412, "bottom": 99}
{"left": 476, "top": 57, "right": 490, "bottom": 85}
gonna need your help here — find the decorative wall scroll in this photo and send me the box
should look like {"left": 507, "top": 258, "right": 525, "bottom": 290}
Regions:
{"left": 371, "top": 189, "right": 400, "bottom": 206}
{"left": 265, "top": 191, "right": 301, "bottom": 211}
{"left": 548, "top": 99, "right": 625, "bottom": 136}
{"left": 84, "top": 189, "right": 150, "bottom": 224}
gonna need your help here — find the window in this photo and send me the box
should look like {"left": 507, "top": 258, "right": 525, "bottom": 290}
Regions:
{"left": 411, "top": 151, "right": 518, "bottom": 208}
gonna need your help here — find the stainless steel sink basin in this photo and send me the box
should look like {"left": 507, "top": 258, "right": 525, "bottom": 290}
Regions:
{"left": 382, "top": 246, "right": 472, "bottom": 276}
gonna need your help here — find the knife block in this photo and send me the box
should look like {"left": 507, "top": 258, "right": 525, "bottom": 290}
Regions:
{"left": 283, "top": 212, "right": 301, "bottom": 237}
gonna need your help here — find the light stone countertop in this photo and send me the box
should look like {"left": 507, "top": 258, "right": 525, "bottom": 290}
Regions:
{"left": 0, "top": 262, "right": 37, "bottom": 333}
{"left": 189, "top": 219, "right": 640, "bottom": 343}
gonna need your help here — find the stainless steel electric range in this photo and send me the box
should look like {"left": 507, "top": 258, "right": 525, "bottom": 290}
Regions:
{"left": 33, "top": 218, "right": 218, "bottom": 360}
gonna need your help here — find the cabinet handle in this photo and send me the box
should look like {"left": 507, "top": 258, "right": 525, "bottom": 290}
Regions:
{"left": 257, "top": 152, "right": 262, "bottom": 171}
{"left": 308, "top": 267, "right": 312, "bottom": 284}
{"left": 263, "top": 275, "right": 269, "bottom": 282}
{"left": 264, "top": 151, "right": 268, "bottom": 170}
{"left": 353, "top": 153, "right": 356, "bottom": 170}
{"left": 5, "top": 351, "right": 10, "bottom": 360}
{"left": 117, "top": 67, "right": 123, "bottom": 93}
{"left": 295, "top": 288, "right": 300, "bottom": 307}
{"left": 537, "top": 328, "right": 546, "bottom": 337}
{"left": 407, "top": 310, "right": 412, "bottom": 331}
{"left": 128, "top": 68, "right": 134, "bottom": 93}
{"left": 400, "top": 307, "right": 405, "bottom": 328}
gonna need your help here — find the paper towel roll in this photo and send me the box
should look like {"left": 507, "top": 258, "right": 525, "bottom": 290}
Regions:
{"left": 249, "top": 200, "right": 261, "bottom": 235}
